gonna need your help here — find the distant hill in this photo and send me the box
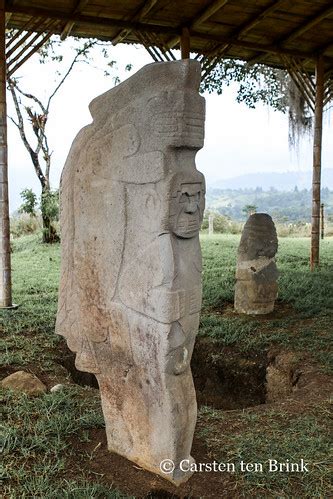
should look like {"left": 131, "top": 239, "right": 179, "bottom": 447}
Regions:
{"left": 212, "top": 169, "right": 333, "bottom": 191}
{"left": 206, "top": 186, "right": 333, "bottom": 222}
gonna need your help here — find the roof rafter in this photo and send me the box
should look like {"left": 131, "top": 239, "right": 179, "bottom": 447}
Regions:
{"left": 279, "top": 4, "right": 333, "bottom": 46}
{"left": 195, "top": 31, "right": 333, "bottom": 64}
{"left": 249, "top": 4, "right": 333, "bottom": 65}
{"left": 202, "top": 0, "right": 287, "bottom": 71}
{"left": 168, "top": 0, "right": 230, "bottom": 49}
{"left": 5, "top": 3, "right": 333, "bottom": 69}
{"left": 60, "top": 0, "right": 89, "bottom": 41}
{"left": 112, "top": 0, "right": 158, "bottom": 46}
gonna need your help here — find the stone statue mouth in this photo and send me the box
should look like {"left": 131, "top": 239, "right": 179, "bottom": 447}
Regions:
{"left": 176, "top": 216, "right": 200, "bottom": 235}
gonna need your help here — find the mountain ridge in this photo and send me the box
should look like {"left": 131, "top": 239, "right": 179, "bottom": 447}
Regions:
{"left": 210, "top": 168, "right": 333, "bottom": 191}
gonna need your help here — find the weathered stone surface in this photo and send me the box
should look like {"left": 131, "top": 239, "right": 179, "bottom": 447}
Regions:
{"left": 1, "top": 371, "right": 47, "bottom": 395}
{"left": 56, "top": 60, "right": 205, "bottom": 485}
{"left": 234, "top": 213, "right": 278, "bottom": 315}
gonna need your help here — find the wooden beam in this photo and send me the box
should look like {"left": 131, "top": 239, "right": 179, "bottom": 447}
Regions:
{"left": 192, "top": 0, "right": 230, "bottom": 28}
{"left": 194, "top": 32, "right": 333, "bottom": 66}
{"left": 247, "top": 5, "right": 333, "bottom": 66}
{"left": 5, "top": 12, "right": 11, "bottom": 26}
{"left": 0, "top": 0, "right": 13, "bottom": 308}
{"left": 284, "top": 64, "right": 315, "bottom": 112}
{"left": 280, "top": 5, "right": 333, "bottom": 46}
{"left": 212, "top": 0, "right": 287, "bottom": 59}
{"left": 5, "top": 4, "right": 333, "bottom": 67}
{"left": 6, "top": 4, "right": 181, "bottom": 36}
{"left": 7, "top": 30, "right": 54, "bottom": 76}
{"left": 6, "top": 17, "right": 47, "bottom": 58}
{"left": 60, "top": 0, "right": 89, "bottom": 41}
{"left": 324, "top": 76, "right": 332, "bottom": 106}
{"left": 139, "top": 31, "right": 173, "bottom": 61}
{"left": 135, "top": 31, "right": 160, "bottom": 61}
{"left": 6, "top": 16, "right": 39, "bottom": 49}
{"left": 7, "top": 19, "right": 55, "bottom": 69}
{"left": 320, "top": 203, "right": 324, "bottom": 240}
{"left": 168, "top": 0, "right": 230, "bottom": 49}
{"left": 310, "top": 56, "right": 324, "bottom": 270}
{"left": 112, "top": 0, "right": 158, "bottom": 46}
{"left": 180, "top": 27, "right": 190, "bottom": 59}
{"left": 286, "top": 57, "right": 316, "bottom": 109}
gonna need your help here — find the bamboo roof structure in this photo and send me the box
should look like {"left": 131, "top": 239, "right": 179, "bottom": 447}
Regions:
{"left": 4, "top": 0, "right": 333, "bottom": 75}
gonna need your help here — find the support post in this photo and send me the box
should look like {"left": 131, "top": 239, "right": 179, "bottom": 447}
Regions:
{"left": 310, "top": 55, "right": 324, "bottom": 270}
{"left": 180, "top": 27, "right": 190, "bottom": 59}
{"left": 320, "top": 203, "right": 324, "bottom": 239}
{"left": 0, "top": 0, "right": 14, "bottom": 308}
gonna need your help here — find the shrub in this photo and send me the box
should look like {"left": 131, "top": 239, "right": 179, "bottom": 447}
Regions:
{"left": 10, "top": 213, "right": 42, "bottom": 238}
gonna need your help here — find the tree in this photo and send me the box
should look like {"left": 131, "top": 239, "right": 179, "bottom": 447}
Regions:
{"left": 7, "top": 35, "right": 129, "bottom": 242}
{"left": 200, "top": 59, "right": 313, "bottom": 148}
{"left": 242, "top": 204, "right": 257, "bottom": 217}
{"left": 201, "top": 60, "right": 289, "bottom": 112}
{"left": 19, "top": 188, "right": 37, "bottom": 217}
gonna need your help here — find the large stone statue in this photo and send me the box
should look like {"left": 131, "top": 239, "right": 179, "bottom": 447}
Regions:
{"left": 234, "top": 213, "right": 278, "bottom": 315}
{"left": 56, "top": 60, "right": 205, "bottom": 485}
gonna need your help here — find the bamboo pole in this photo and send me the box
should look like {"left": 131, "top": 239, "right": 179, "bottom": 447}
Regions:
{"left": 320, "top": 203, "right": 324, "bottom": 240}
{"left": 310, "top": 55, "right": 324, "bottom": 270}
{"left": 0, "top": 0, "right": 14, "bottom": 307}
{"left": 180, "top": 27, "right": 190, "bottom": 59}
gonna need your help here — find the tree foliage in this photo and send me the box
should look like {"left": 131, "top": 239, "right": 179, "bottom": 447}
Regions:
{"left": 201, "top": 60, "right": 289, "bottom": 112}
{"left": 19, "top": 188, "right": 37, "bottom": 217}
{"left": 200, "top": 59, "right": 317, "bottom": 149}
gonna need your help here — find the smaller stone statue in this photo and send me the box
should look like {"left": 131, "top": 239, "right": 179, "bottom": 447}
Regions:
{"left": 234, "top": 213, "right": 278, "bottom": 315}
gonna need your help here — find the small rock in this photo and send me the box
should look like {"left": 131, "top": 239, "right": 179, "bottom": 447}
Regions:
{"left": 50, "top": 383, "right": 64, "bottom": 393}
{"left": 1, "top": 371, "right": 47, "bottom": 396}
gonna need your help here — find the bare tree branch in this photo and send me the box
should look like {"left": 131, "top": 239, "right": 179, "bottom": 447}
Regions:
{"left": 8, "top": 115, "right": 19, "bottom": 129}
{"left": 12, "top": 81, "right": 47, "bottom": 115}
{"left": 46, "top": 40, "right": 97, "bottom": 110}
{"left": 8, "top": 79, "right": 47, "bottom": 188}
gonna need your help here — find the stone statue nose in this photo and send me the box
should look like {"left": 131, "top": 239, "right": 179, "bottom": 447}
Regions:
{"left": 185, "top": 200, "right": 198, "bottom": 214}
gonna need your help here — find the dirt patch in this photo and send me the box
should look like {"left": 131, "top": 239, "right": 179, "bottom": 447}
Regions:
{"left": 192, "top": 338, "right": 267, "bottom": 409}
{"left": 70, "top": 428, "right": 242, "bottom": 499}
{"left": 0, "top": 362, "right": 69, "bottom": 390}
{"left": 57, "top": 337, "right": 268, "bottom": 410}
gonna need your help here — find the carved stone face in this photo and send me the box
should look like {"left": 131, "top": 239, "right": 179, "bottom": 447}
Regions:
{"left": 169, "top": 180, "right": 205, "bottom": 238}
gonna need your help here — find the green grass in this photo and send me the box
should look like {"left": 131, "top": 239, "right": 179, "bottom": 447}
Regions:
{"left": 1, "top": 385, "right": 129, "bottom": 498}
{"left": 201, "top": 234, "right": 333, "bottom": 313}
{"left": 200, "top": 234, "right": 333, "bottom": 370}
{"left": 1, "top": 233, "right": 333, "bottom": 497}
{"left": 198, "top": 401, "right": 332, "bottom": 497}
{"left": 1, "top": 235, "right": 61, "bottom": 370}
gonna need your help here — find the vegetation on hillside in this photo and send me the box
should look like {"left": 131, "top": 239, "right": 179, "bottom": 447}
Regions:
{"left": 206, "top": 187, "right": 333, "bottom": 223}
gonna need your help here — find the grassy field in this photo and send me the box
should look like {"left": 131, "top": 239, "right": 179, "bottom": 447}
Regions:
{"left": 200, "top": 234, "right": 333, "bottom": 369}
{"left": 1, "top": 233, "right": 332, "bottom": 498}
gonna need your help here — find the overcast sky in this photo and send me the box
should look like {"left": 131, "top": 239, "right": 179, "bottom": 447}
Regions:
{"left": 7, "top": 41, "right": 333, "bottom": 213}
